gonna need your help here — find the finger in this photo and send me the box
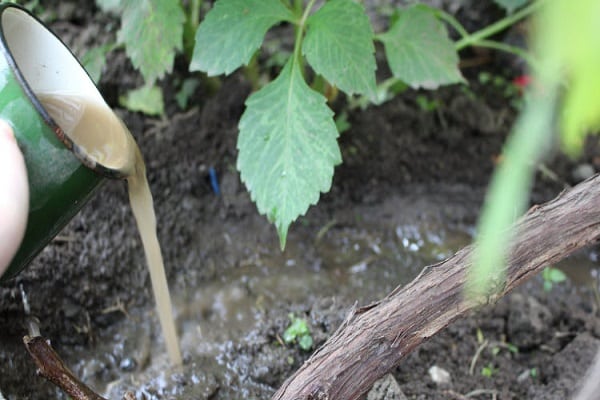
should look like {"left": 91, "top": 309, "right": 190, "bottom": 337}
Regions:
{"left": 0, "top": 120, "right": 29, "bottom": 276}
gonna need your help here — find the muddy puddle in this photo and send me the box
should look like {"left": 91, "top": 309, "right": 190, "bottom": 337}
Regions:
{"left": 34, "top": 189, "right": 477, "bottom": 399}
{"left": 3, "top": 180, "right": 597, "bottom": 399}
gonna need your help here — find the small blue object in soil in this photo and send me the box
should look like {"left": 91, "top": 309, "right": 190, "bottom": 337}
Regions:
{"left": 209, "top": 167, "right": 220, "bottom": 195}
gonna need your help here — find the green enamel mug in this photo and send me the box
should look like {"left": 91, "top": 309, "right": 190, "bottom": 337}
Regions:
{"left": 0, "top": 4, "right": 129, "bottom": 281}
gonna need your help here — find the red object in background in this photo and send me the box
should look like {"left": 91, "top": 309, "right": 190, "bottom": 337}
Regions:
{"left": 513, "top": 74, "right": 531, "bottom": 90}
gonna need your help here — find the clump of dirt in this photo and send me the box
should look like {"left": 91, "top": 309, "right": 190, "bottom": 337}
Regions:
{"left": 1, "top": 2, "right": 599, "bottom": 400}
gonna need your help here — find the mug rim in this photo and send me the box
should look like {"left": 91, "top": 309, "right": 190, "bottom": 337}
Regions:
{"left": 0, "top": 3, "right": 127, "bottom": 179}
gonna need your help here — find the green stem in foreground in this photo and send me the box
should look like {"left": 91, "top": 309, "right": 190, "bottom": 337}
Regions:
{"left": 468, "top": 69, "right": 560, "bottom": 299}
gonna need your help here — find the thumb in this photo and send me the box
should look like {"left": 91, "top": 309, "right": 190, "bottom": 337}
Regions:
{"left": 0, "top": 120, "right": 29, "bottom": 276}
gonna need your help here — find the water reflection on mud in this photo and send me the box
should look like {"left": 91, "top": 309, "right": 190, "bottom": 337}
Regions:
{"left": 76, "top": 214, "right": 475, "bottom": 398}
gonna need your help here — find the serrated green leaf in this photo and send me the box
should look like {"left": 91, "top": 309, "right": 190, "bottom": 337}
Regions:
{"left": 494, "top": 0, "right": 529, "bottom": 13}
{"left": 117, "top": 0, "right": 184, "bottom": 84}
{"left": 191, "top": 0, "right": 295, "bottom": 76}
{"left": 302, "top": 0, "right": 376, "bottom": 96}
{"left": 237, "top": 58, "right": 341, "bottom": 248}
{"left": 377, "top": 5, "right": 464, "bottom": 89}
{"left": 119, "top": 85, "right": 164, "bottom": 116}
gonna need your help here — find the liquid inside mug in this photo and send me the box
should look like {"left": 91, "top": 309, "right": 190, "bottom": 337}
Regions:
{"left": 0, "top": 4, "right": 132, "bottom": 281}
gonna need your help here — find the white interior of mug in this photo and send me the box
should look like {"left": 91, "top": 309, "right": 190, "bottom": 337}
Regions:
{"left": 1, "top": 7, "right": 101, "bottom": 102}
{"left": 0, "top": 6, "right": 134, "bottom": 177}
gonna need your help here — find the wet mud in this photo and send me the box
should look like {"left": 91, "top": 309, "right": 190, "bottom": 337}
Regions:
{"left": 1, "top": 1, "right": 599, "bottom": 399}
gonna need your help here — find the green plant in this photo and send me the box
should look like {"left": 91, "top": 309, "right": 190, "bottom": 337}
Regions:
{"left": 481, "top": 363, "right": 496, "bottom": 378}
{"left": 471, "top": 328, "right": 518, "bottom": 375}
{"left": 190, "top": 0, "right": 539, "bottom": 247}
{"left": 283, "top": 314, "right": 313, "bottom": 351}
{"left": 542, "top": 267, "right": 567, "bottom": 291}
{"left": 530, "top": 367, "right": 538, "bottom": 378}
{"left": 84, "top": 0, "right": 561, "bottom": 251}
{"left": 415, "top": 95, "right": 440, "bottom": 112}
{"left": 468, "top": 0, "right": 600, "bottom": 300}
{"left": 90, "top": 0, "right": 190, "bottom": 115}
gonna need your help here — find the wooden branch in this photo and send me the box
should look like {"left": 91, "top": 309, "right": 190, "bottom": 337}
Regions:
{"left": 24, "top": 335, "right": 109, "bottom": 400}
{"left": 24, "top": 336, "right": 134, "bottom": 400}
{"left": 272, "top": 174, "right": 600, "bottom": 400}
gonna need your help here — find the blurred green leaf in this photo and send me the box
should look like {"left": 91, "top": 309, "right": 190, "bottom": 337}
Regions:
{"left": 377, "top": 5, "right": 464, "bottom": 89}
{"left": 81, "top": 43, "right": 115, "bottom": 83}
{"left": 537, "top": 0, "right": 600, "bottom": 155}
{"left": 119, "top": 85, "right": 164, "bottom": 116}
{"left": 302, "top": 0, "right": 376, "bottom": 96}
{"left": 117, "top": 0, "right": 185, "bottom": 84}
{"left": 191, "top": 0, "right": 295, "bottom": 76}
{"left": 468, "top": 86, "right": 558, "bottom": 299}
{"left": 237, "top": 58, "right": 341, "bottom": 248}
{"left": 298, "top": 334, "right": 313, "bottom": 351}
{"left": 542, "top": 267, "right": 567, "bottom": 291}
{"left": 469, "top": 0, "right": 600, "bottom": 301}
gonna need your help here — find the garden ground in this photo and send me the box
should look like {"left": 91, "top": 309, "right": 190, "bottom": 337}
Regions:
{"left": 0, "top": 1, "right": 599, "bottom": 399}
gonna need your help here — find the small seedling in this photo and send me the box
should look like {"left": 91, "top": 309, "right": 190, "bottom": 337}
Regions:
{"left": 283, "top": 314, "right": 313, "bottom": 351}
{"left": 175, "top": 78, "right": 201, "bottom": 110}
{"left": 542, "top": 267, "right": 567, "bottom": 292}
{"left": 530, "top": 367, "right": 538, "bottom": 378}
{"left": 415, "top": 94, "right": 440, "bottom": 112}
{"left": 481, "top": 363, "right": 496, "bottom": 378}
{"left": 491, "top": 342, "right": 519, "bottom": 356}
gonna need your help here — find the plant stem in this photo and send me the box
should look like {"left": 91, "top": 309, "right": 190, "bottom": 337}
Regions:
{"left": 183, "top": 0, "right": 203, "bottom": 60}
{"left": 455, "top": 1, "right": 543, "bottom": 51}
{"left": 243, "top": 53, "right": 261, "bottom": 90}
{"left": 435, "top": 9, "right": 469, "bottom": 38}
{"left": 189, "top": 0, "right": 201, "bottom": 29}
{"left": 476, "top": 39, "right": 539, "bottom": 70}
{"left": 292, "top": 0, "right": 317, "bottom": 65}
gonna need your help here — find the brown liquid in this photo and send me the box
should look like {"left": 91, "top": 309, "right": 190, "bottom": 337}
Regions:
{"left": 37, "top": 92, "right": 182, "bottom": 366}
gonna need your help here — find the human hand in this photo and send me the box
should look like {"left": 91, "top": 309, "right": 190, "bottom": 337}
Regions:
{"left": 0, "top": 120, "right": 29, "bottom": 277}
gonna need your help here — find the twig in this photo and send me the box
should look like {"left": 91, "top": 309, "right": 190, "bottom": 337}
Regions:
{"left": 23, "top": 335, "right": 135, "bottom": 400}
{"left": 469, "top": 339, "right": 489, "bottom": 375}
{"left": 466, "top": 389, "right": 498, "bottom": 399}
{"left": 24, "top": 335, "right": 108, "bottom": 400}
{"left": 443, "top": 389, "right": 470, "bottom": 400}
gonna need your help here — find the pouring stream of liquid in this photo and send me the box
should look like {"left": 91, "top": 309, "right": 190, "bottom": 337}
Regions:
{"left": 37, "top": 92, "right": 182, "bottom": 366}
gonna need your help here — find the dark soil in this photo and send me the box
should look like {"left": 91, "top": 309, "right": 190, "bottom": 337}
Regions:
{"left": 1, "top": 2, "right": 599, "bottom": 399}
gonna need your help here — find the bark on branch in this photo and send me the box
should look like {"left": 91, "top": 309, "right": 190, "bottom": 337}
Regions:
{"left": 24, "top": 335, "right": 134, "bottom": 400}
{"left": 272, "top": 174, "right": 600, "bottom": 400}
{"left": 24, "top": 335, "right": 109, "bottom": 400}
